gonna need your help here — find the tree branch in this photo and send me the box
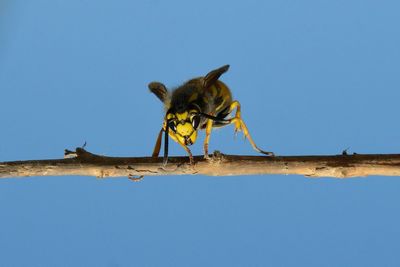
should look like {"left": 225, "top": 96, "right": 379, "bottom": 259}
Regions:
{"left": 1, "top": 148, "right": 400, "bottom": 179}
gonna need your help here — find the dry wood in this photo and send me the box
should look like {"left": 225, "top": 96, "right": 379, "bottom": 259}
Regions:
{"left": 1, "top": 148, "right": 400, "bottom": 179}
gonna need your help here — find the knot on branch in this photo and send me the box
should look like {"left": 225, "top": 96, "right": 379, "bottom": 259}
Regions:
{"left": 64, "top": 147, "right": 104, "bottom": 162}
{"left": 208, "top": 150, "right": 225, "bottom": 164}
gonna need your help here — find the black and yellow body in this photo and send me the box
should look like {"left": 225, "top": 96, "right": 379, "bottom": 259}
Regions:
{"left": 149, "top": 65, "right": 274, "bottom": 164}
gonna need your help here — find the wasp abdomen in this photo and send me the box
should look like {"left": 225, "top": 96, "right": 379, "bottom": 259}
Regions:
{"left": 205, "top": 81, "right": 232, "bottom": 116}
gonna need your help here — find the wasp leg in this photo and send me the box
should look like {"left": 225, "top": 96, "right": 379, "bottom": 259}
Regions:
{"left": 227, "top": 101, "right": 243, "bottom": 136}
{"left": 227, "top": 101, "right": 274, "bottom": 156}
{"left": 168, "top": 131, "right": 194, "bottom": 164}
{"left": 203, "top": 119, "right": 213, "bottom": 159}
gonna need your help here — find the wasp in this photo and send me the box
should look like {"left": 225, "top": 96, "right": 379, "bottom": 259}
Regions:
{"left": 149, "top": 65, "right": 274, "bottom": 164}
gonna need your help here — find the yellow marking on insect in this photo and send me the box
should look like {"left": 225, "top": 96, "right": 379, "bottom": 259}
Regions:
{"left": 175, "top": 125, "right": 198, "bottom": 146}
{"left": 188, "top": 130, "right": 197, "bottom": 144}
{"left": 176, "top": 123, "right": 193, "bottom": 136}
{"left": 211, "top": 86, "right": 218, "bottom": 97}
{"left": 176, "top": 111, "right": 189, "bottom": 121}
{"left": 215, "top": 98, "right": 226, "bottom": 111}
{"left": 167, "top": 113, "right": 175, "bottom": 120}
{"left": 188, "top": 93, "right": 198, "bottom": 102}
{"left": 218, "top": 83, "right": 231, "bottom": 98}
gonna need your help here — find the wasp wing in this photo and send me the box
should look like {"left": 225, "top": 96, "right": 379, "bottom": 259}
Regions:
{"left": 148, "top": 82, "right": 169, "bottom": 103}
{"left": 203, "top": 64, "right": 230, "bottom": 89}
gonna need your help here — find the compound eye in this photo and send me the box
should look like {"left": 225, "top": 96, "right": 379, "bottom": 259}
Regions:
{"left": 191, "top": 115, "right": 200, "bottom": 129}
{"left": 167, "top": 120, "right": 177, "bottom": 132}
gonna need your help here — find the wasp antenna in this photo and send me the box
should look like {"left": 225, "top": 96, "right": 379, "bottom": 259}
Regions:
{"left": 163, "top": 124, "right": 169, "bottom": 166}
{"left": 203, "top": 65, "right": 230, "bottom": 89}
{"left": 152, "top": 128, "right": 163, "bottom": 158}
{"left": 149, "top": 82, "right": 169, "bottom": 103}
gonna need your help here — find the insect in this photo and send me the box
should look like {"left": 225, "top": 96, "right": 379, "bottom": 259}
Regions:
{"left": 149, "top": 64, "right": 274, "bottom": 165}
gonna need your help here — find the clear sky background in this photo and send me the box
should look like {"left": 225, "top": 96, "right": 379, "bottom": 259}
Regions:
{"left": 1, "top": 0, "right": 400, "bottom": 266}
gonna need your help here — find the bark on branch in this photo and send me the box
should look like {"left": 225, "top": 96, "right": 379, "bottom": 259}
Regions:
{"left": 1, "top": 148, "right": 400, "bottom": 179}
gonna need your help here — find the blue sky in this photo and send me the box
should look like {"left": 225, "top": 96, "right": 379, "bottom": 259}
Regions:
{"left": 1, "top": 0, "right": 400, "bottom": 266}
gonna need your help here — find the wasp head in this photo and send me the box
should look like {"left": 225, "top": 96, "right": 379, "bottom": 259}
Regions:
{"left": 166, "top": 108, "right": 201, "bottom": 146}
